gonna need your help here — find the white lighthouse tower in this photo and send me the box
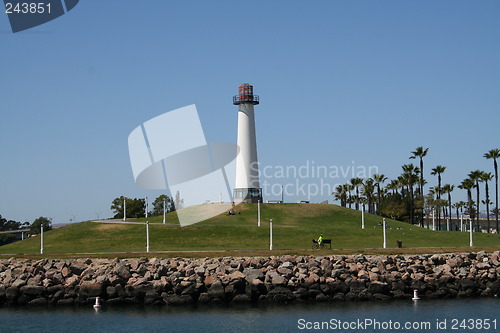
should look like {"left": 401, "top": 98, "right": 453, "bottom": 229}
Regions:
{"left": 233, "top": 83, "right": 262, "bottom": 203}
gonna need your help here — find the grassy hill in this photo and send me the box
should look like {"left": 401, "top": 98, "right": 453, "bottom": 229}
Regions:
{"left": 0, "top": 203, "right": 499, "bottom": 257}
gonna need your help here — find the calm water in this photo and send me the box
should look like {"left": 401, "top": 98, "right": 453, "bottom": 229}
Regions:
{"left": 0, "top": 298, "right": 498, "bottom": 333}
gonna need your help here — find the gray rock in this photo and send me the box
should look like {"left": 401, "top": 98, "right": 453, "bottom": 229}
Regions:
{"left": 272, "top": 274, "right": 287, "bottom": 285}
{"left": 57, "top": 298, "right": 74, "bottom": 305}
{"left": 368, "top": 282, "right": 389, "bottom": 295}
{"left": 69, "top": 262, "right": 86, "bottom": 276}
{"left": 348, "top": 279, "right": 366, "bottom": 293}
{"left": 232, "top": 294, "right": 251, "bottom": 303}
{"left": 164, "top": 294, "right": 193, "bottom": 306}
{"left": 28, "top": 297, "right": 47, "bottom": 306}
{"left": 20, "top": 285, "right": 45, "bottom": 296}
{"left": 244, "top": 268, "right": 263, "bottom": 283}
{"left": 5, "top": 286, "right": 19, "bottom": 300}
{"left": 207, "top": 281, "right": 225, "bottom": 299}
{"left": 79, "top": 282, "right": 104, "bottom": 297}
{"left": 267, "top": 287, "right": 295, "bottom": 303}
{"left": 11, "top": 278, "right": 26, "bottom": 289}
{"left": 114, "top": 264, "right": 131, "bottom": 280}
{"left": 197, "top": 292, "right": 211, "bottom": 303}
{"left": 315, "top": 293, "right": 329, "bottom": 302}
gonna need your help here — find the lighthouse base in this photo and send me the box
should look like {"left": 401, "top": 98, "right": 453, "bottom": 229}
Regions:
{"left": 233, "top": 188, "right": 262, "bottom": 204}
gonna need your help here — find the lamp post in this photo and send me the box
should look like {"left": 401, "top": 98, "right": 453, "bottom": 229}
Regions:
{"left": 40, "top": 225, "right": 44, "bottom": 254}
{"left": 269, "top": 219, "right": 273, "bottom": 250}
{"left": 163, "top": 198, "right": 166, "bottom": 224}
{"left": 361, "top": 205, "right": 365, "bottom": 229}
{"left": 146, "top": 221, "right": 150, "bottom": 253}
{"left": 383, "top": 218, "right": 387, "bottom": 249}
{"left": 123, "top": 198, "right": 126, "bottom": 222}
{"left": 468, "top": 215, "right": 473, "bottom": 247}
{"left": 258, "top": 199, "right": 261, "bottom": 227}
{"left": 145, "top": 197, "right": 148, "bottom": 218}
{"left": 432, "top": 208, "right": 436, "bottom": 231}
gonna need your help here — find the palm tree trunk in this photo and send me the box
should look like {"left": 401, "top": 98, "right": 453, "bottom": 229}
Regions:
{"left": 468, "top": 191, "right": 472, "bottom": 217}
{"left": 495, "top": 160, "right": 499, "bottom": 233}
{"left": 476, "top": 185, "right": 480, "bottom": 232}
{"left": 420, "top": 158, "right": 424, "bottom": 227}
{"left": 355, "top": 188, "right": 359, "bottom": 211}
{"left": 409, "top": 185, "right": 414, "bottom": 224}
{"left": 437, "top": 175, "right": 442, "bottom": 230}
{"left": 420, "top": 158, "right": 424, "bottom": 196}
{"left": 377, "top": 185, "right": 381, "bottom": 215}
{"left": 486, "top": 181, "right": 490, "bottom": 233}
{"left": 448, "top": 192, "right": 452, "bottom": 230}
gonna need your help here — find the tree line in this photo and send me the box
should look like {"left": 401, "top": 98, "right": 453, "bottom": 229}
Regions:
{"left": 110, "top": 192, "right": 184, "bottom": 219}
{"left": 0, "top": 215, "right": 52, "bottom": 246}
{"left": 333, "top": 147, "right": 499, "bottom": 233}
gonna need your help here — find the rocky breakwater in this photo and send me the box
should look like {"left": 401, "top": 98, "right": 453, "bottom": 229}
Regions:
{"left": 0, "top": 251, "right": 499, "bottom": 306}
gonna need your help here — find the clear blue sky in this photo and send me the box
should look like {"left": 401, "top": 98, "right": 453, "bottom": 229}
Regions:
{"left": 1, "top": 0, "right": 499, "bottom": 224}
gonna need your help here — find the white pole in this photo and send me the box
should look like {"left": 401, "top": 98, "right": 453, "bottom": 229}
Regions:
{"left": 146, "top": 221, "right": 150, "bottom": 253}
{"left": 258, "top": 200, "right": 261, "bottom": 227}
{"left": 432, "top": 208, "right": 435, "bottom": 231}
{"left": 460, "top": 214, "right": 463, "bottom": 232}
{"left": 383, "top": 218, "right": 387, "bottom": 249}
{"left": 145, "top": 197, "right": 148, "bottom": 218}
{"left": 361, "top": 205, "right": 365, "bottom": 229}
{"left": 123, "top": 198, "right": 126, "bottom": 222}
{"left": 469, "top": 218, "right": 473, "bottom": 247}
{"left": 447, "top": 218, "right": 450, "bottom": 231}
{"left": 40, "top": 225, "right": 44, "bottom": 254}
{"left": 163, "top": 199, "right": 166, "bottom": 224}
{"left": 269, "top": 219, "right": 273, "bottom": 250}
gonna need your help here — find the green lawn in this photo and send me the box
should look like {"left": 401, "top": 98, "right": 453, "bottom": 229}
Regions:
{"left": 0, "top": 203, "right": 499, "bottom": 256}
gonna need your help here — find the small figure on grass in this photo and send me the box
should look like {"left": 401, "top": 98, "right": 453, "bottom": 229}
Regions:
{"left": 317, "top": 234, "right": 323, "bottom": 249}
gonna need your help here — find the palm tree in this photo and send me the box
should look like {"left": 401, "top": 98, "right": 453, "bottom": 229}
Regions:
{"left": 431, "top": 165, "right": 446, "bottom": 226}
{"left": 468, "top": 170, "right": 484, "bottom": 231}
{"left": 350, "top": 178, "right": 364, "bottom": 210}
{"left": 402, "top": 164, "right": 420, "bottom": 225}
{"left": 333, "top": 185, "right": 347, "bottom": 207}
{"left": 409, "top": 146, "right": 429, "bottom": 196}
{"left": 481, "top": 172, "right": 493, "bottom": 233}
{"left": 345, "top": 184, "right": 354, "bottom": 209}
{"left": 373, "top": 174, "right": 387, "bottom": 215}
{"left": 484, "top": 149, "right": 500, "bottom": 233}
{"left": 459, "top": 177, "right": 475, "bottom": 231}
{"left": 453, "top": 201, "right": 466, "bottom": 220}
{"left": 386, "top": 179, "right": 400, "bottom": 195}
{"left": 362, "top": 178, "right": 376, "bottom": 213}
{"left": 442, "top": 184, "right": 454, "bottom": 220}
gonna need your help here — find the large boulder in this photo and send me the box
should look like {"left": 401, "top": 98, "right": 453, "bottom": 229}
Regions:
{"left": 79, "top": 282, "right": 104, "bottom": 297}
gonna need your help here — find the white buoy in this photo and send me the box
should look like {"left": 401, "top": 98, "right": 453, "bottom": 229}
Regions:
{"left": 412, "top": 289, "right": 420, "bottom": 301}
{"left": 93, "top": 297, "right": 101, "bottom": 309}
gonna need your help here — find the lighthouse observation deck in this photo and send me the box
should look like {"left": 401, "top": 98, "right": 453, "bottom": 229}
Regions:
{"left": 233, "top": 95, "right": 259, "bottom": 105}
{"left": 233, "top": 83, "right": 259, "bottom": 105}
